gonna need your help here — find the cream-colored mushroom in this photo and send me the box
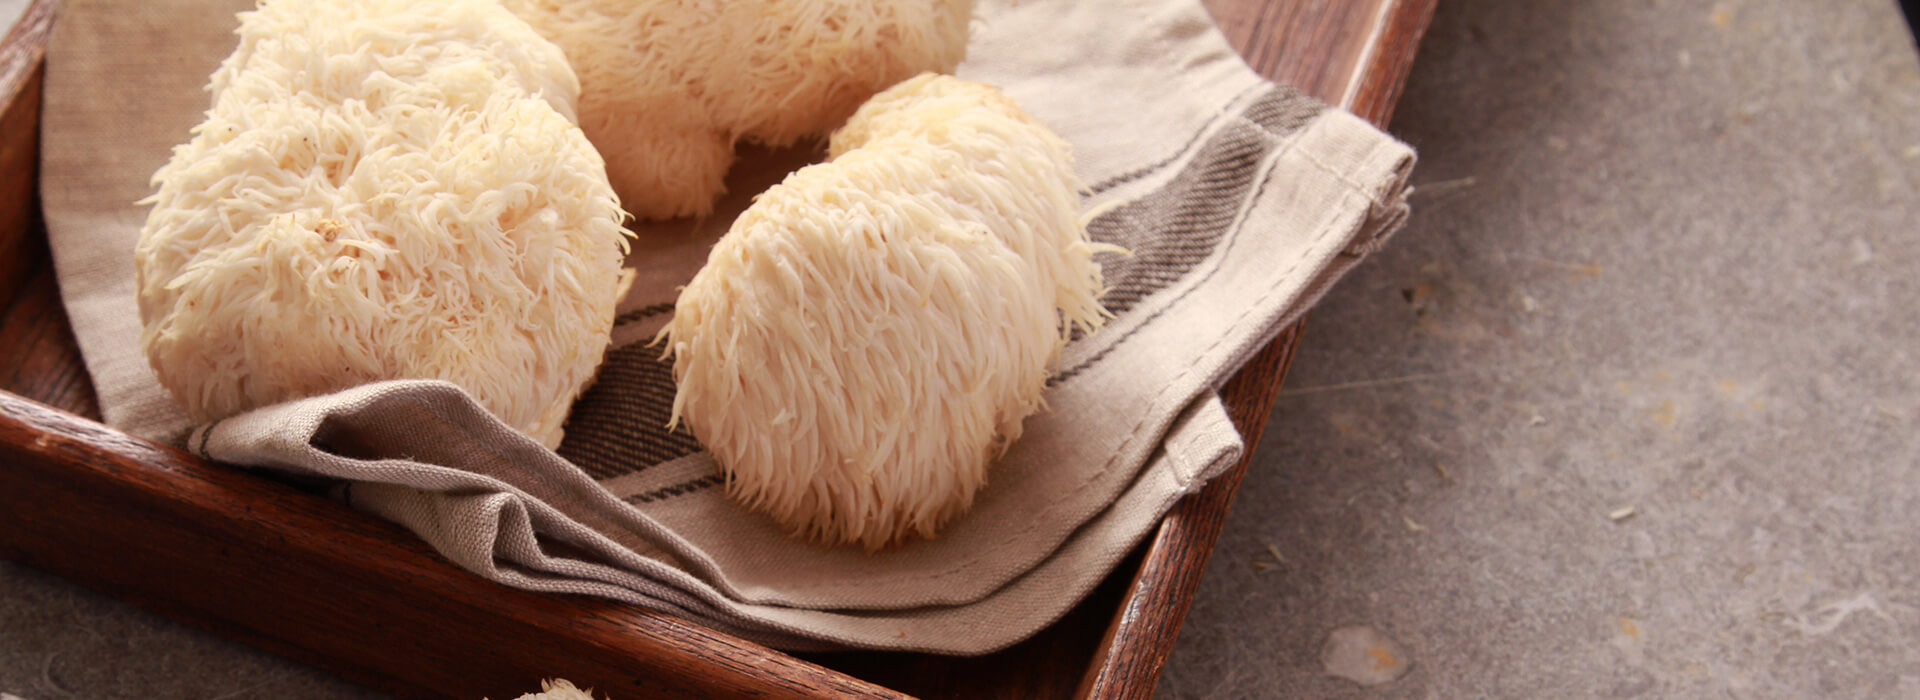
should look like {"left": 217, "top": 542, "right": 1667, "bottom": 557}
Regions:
{"left": 663, "top": 74, "right": 1111, "bottom": 550}
{"left": 502, "top": 0, "right": 975, "bottom": 220}
{"left": 136, "top": 0, "right": 630, "bottom": 449}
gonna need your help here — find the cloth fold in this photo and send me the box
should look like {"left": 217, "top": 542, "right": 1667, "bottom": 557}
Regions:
{"left": 41, "top": 0, "right": 1413, "bottom": 653}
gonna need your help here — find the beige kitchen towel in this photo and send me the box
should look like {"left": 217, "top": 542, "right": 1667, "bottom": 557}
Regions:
{"left": 42, "top": 0, "right": 1412, "bottom": 652}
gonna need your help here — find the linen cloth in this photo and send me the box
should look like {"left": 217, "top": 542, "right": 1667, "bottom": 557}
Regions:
{"left": 41, "top": 0, "right": 1413, "bottom": 652}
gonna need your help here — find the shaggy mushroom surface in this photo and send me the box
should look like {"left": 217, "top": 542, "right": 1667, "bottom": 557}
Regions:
{"left": 663, "top": 74, "right": 1110, "bottom": 550}
{"left": 136, "top": 0, "right": 630, "bottom": 448}
{"left": 503, "top": 0, "right": 975, "bottom": 220}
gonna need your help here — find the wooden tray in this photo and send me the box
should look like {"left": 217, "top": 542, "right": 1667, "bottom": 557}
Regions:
{"left": 0, "top": 1, "right": 1434, "bottom": 697}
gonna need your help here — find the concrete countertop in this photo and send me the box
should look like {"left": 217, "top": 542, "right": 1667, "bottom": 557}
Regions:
{"left": 1162, "top": 0, "right": 1920, "bottom": 697}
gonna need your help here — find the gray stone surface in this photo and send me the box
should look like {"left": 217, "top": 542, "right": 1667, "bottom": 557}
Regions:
{"left": 0, "top": 561, "right": 386, "bottom": 699}
{"left": 3, "top": 1, "right": 1918, "bottom": 698}
{"left": 1159, "top": 0, "right": 1920, "bottom": 697}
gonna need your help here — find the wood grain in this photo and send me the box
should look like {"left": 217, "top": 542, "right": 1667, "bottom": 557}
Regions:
{"left": 0, "top": 0, "right": 55, "bottom": 311}
{"left": 1208, "top": 0, "right": 1378, "bottom": 99}
{"left": 0, "top": 265, "right": 99, "bottom": 417}
{"left": 0, "top": 0, "right": 98, "bottom": 419}
{"left": 1340, "top": 0, "right": 1439, "bottom": 125}
{"left": 0, "top": 1, "right": 1436, "bottom": 698}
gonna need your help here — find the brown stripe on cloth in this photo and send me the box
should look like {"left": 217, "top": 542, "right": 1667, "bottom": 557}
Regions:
{"left": 622, "top": 474, "right": 725, "bottom": 506}
{"left": 1056, "top": 87, "right": 1327, "bottom": 382}
{"left": 1085, "top": 84, "right": 1321, "bottom": 196}
{"left": 1090, "top": 86, "right": 1326, "bottom": 317}
{"left": 562, "top": 85, "right": 1327, "bottom": 480}
{"left": 611, "top": 302, "right": 676, "bottom": 328}
{"left": 558, "top": 343, "right": 705, "bottom": 481}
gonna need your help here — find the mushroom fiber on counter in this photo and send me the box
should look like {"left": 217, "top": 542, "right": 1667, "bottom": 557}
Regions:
{"left": 661, "top": 74, "right": 1112, "bottom": 551}
{"left": 502, "top": 0, "right": 974, "bottom": 221}
{"left": 135, "top": 0, "right": 631, "bottom": 449}
{"left": 508, "top": 678, "right": 596, "bottom": 700}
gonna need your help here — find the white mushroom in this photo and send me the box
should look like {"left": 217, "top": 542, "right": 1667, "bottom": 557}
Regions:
{"left": 502, "top": 0, "right": 975, "bottom": 220}
{"left": 662, "top": 74, "right": 1110, "bottom": 550}
{"left": 136, "top": 0, "right": 630, "bottom": 449}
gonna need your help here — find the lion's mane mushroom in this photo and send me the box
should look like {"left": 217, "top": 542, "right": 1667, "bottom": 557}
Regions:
{"left": 136, "top": 0, "right": 630, "bottom": 449}
{"left": 502, "top": 0, "right": 975, "bottom": 221}
{"left": 662, "top": 74, "right": 1111, "bottom": 550}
